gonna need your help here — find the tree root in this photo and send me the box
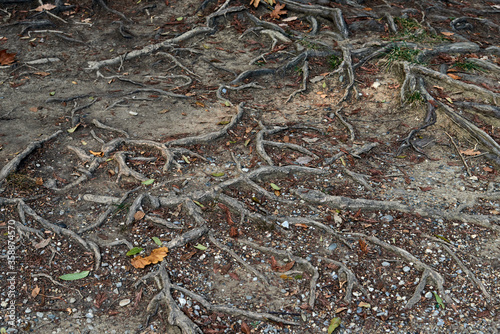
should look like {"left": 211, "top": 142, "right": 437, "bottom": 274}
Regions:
{"left": 286, "top": 60, "right": 309, "bottom": 103}
{"left": 348, "top": 233, "right": 453, "bottom": 309}
{"left": 318, "top": 256, "right": 369, "bottom": 303}
{"left": 209, "top": 232, "right": 270, "bottom": 286}
{"left": 167, "top": 102, "right": 246, "bottom": 146}
{"left": 238, "top": 238, "right": 319, "bottom": 309}
{"left": 0, "top": 130, "right": 62, "bottom": 184}
{"left": 324, "top": 142, "right": 378, "bottom": 166}
{"left": 86, "top": 26, "right": 215, "bottom": 71}
{"left": 293, "top": 188, "right": 500, "bottom": 232}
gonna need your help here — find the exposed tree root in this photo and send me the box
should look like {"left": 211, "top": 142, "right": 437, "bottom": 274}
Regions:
{"left": 209, "top": 232, "right": 270, "bottom": 286}
{"left": 86, "top": 27, "right": 215, "bottom": 71}
{"left": 0, "top": 130, "right": 62, "bottom": 184}
{"left": 318, "top": 256, "right": 369, "bottom": 303}
{"left": 238, "top": 238, "right": 319, "bottom": 309}
{"left": 294, "top": 188, "right": 500, "bottom": 232}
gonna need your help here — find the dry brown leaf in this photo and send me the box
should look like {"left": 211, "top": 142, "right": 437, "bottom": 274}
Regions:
{"left": 483, "top": 166, "right": 493, "bottom": 172}
{"left": 294, "top": 223, "right": 309, "bottom": 229}
{"left": 249, "top": 0, "right": 260, "bottom": 7}
{"left": 31, "top": 286, "right": 40, "bottom": 298}
{"left": 34, "top": 71, "right": 50, "bottom": 77}
{"left": 89, "top": 150, "right": 104, "bottom": 157}
{"left": 241, "top": 321, "right": 251, "bottom": 334}
{"left": 460, "top": 148, "right": 481, "bottom": 156}
{"left": 131, "top": 247, "right": 169, "bottom": 269}
{"left": 229, "top": 226, "right": 239, "bottom": 238}
{"left": 34, "top": 4, "right": 56, "bottom": 11}
{"left": 358, "top": 239, "right": 368, "bottom": 254}
{"left": 270, "top": 2, "right": 287, "bottom": 19}
{"left": 29, "top": 107, "right": 38, "bottom": 112}
{"left": 335, "top": 306, "right": 348, "bottom": 313}
{"left": 134, "top": 211, "right": 145, "bottom": 220}
{"left": 35, "top": 177, "right": 43, "bottom": 185}
{"left": 447, "top": 73, "right": 461, "bottom": 80}
{"left": 441, "top": 31, "right": 454, "bottom": 36}
{"left": 34, "top": 238, "right": 51, "bottom": 249}
{"left": 0, "top": 49, "right": 16, "bottom": 65}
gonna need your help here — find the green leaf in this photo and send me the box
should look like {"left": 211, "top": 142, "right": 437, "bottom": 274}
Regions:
{"left": 434, "top": 234, "right": 451, "bottom": 243}
{"left": 328, "top": 317, "right": 341, "bottom": 334}
{"left": 193, "top": 200, "right": 205, "bottom": 208}
{"left": 182, "top": 155, "right": 190, "bottom": 164}
{"left": 176, "top": 17, "right": 183, "bottom": 21}
{"left": 218, "top": 120, "right": 230, "bottom": 125}
{"left": 211, "top": 172, "right": 225, "bottom": 177}
{"left": 322, "top": 81, "right": 327, "bottom": 88}
{"left": 244, "top": 139, "right": 251, "bottom": 147}
{"left": 67, "top": 124, "right": 80, "bottom": 133}
{"left": 126, "top": 247, "right": 143, "bottom": 256}
{"left": 433, "top": 292, "right": 445, "bottom": 309}
{"left": 141, "top": 178, "right": 155, "bottom": 185}
{"left": 59, "top": 271, "right": 90, "bottom": 281}
{"left": 270, "top": 183, "right": 281, "bottom": 191}
{"left": 224, "top": 100, "right": 230, "bottom": 107}
{"left": 294, "top": 274, "right": 303, "bottom": 279}
{"left": 49, "top": 91, "right": 56, "bottom": 96}
{"left": 1, "top": 327, "right": 7, "bottom": 334}
{"left": 152, "top": 237, "right": 162, "bottom": 247}
{"left": 194, "top": 244, "right": 208, "bottom": 250}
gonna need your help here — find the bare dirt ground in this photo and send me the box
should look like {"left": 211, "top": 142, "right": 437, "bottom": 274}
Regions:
{"left": 1, "top": 0, "right": 500, "bottom": 333}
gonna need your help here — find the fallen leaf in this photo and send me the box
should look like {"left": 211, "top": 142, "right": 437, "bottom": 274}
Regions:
{"left": 358, "top": 301, "right": 371, "bottom": 308}
{"left": 270, "top": 2, "right": 287, "bottom": 19}
{"left": 34, "top": 71, "right": 50, "bottom": 77}
{"left": 445, "top": 97, "right": 453, "bottom": 103}
{"left": 358, "top": 239, "right": 368, "bottom": 254}
{"left": 441, "top": 31, "right": 454, "bottom": 36}
{"left": 131, "top": 247, "right": 169, "bottom": 269}
{"left": 194, "top": 244, "right": 208, "bottom": 250}
{"left": 229, "top": 226, "right": 239, "bottom": 238}
{"left": 142, "top": 178, "right": 155, "bottom": 185}
{"left": 34, "top": 4, "right": 56, "bottom": 11}
{"left": 460, "top": 149, "right": 481, "bottom": 156}
{"left": 483, "top": 166, "right": 493, "bottom": 172}
{"left": 134, "top": 211, "right": 145, "bottom": 220}
{"left": 328, "top": 317, "right": 341, "bottom": 334}
{"left": 294, "top": 223, "right": 309, "bottom": 229}
{"left": 31, "top": 286, "right": 40, "bottom": 298}
{"left": 211, "top": 172, "right": 225, "bottom": 177}
{"left": 126, "top": 247, "right": 143, "bottom": 256}
{"left": 447, "top": 73, "right": 461, "bottom": 80}
{"left": 34, "top": 238, "right": 51, "bottom": 249}
{"left": 218, "top": 203, "right": 235, "bottom": 225}
{"left": 335, "top": 307, "right": 347, "bottom": 313}
{"left": 89, "top": 150, "right": 104, "bottom": 157}
{"left": 67, "top": 124, "right": 80, "bottom": 133}
{"left": 35, "top": 177, "right": 43, "bottom": 186}
{"left": 433, "top": 292, "right": 445, "bottom": 309}
{"left": 59, "top": 271, "right": 90, "bottom": 281}
{"left": 29, "top": 107, "right": 38, "bottom": 112}
{"left": 419, "top": 186, "right": 433, "bottom": 192}
{"left": 228, "top": 272, "right": 240, "bottom": 280}
{"left": 241, "top": 322, "right": 251, "bottom": 334}
{"left": 0, "top": 49, "right": 16, "bottom": 65}
{"left": 270, "top": 183, "right": 281, "bottom": 190}
{"left": 152, "top": 236, "right": 162, "bottom": 246}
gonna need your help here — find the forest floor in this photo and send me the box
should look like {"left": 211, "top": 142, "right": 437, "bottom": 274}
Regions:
{"left": 0, "top": 0, "right": 499, "bottom": 333}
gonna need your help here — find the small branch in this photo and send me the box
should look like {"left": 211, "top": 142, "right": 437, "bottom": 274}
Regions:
{"left": 445, "top": 132, "right": 472, "bottom": 177}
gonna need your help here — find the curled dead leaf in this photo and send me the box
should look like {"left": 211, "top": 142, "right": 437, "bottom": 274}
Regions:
{"left": 134, "top": 211, "right": 145, "bottom": 220}
{"left": 31, "top": 285, "right": 40, "bottom": 298}
{"left": 131, "top": 247, "right": 169, "bottom": 269}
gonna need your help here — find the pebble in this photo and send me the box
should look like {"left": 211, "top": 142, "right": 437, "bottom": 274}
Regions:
{"left": 36, "top": 312, "right": 44, "bottom": 318}
{"left": 119, "top": 299, "right": 131, "bottom": 307}
{"left": 328, "top": 243, "right": 337, "bottom": 251}
{"left": 281, "top": 221, "right": 289, "bottom": 228}
{"left": 380, "top": 215, "right": 393, "bottom": 222}
{"left": 25, "top": 308, "right": 32, "bottom": 314}
{"left": 178, "top": 297, "right": 187, "bottom": 307}
{"left": 382, "top": 261, "right": 390, "bottom": 267}
{"left": 85, "top": 312, "right": 93, "bottom": 319}
{"left": 437, "top": 319, "right": 445, "bottom": 326}
{"left": 425, "top": 292, "right": 433, "bottom": 299}
{"left": 403, "top": 266, "right": 411, "bottom": 272}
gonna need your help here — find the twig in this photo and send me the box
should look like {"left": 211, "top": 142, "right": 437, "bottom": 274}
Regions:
{"left": 445, "top": 132, "right": 472, "bottom": 177}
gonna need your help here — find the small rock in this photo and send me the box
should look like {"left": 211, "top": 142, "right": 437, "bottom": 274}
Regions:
{"left": 119, "top": 299, "right": 131, "bottom": 307}
{"left": 437, "top": 318, "right": 444, "bottom": 326}
{"left": 328, "top": 243, "right": 337, "bottom": 251}
{"left": 381, "top": 261, "right": 390, "bottom": 267}
{"left": 85, "top": 312, "right": 93, "bottom": 319}
{"left": 403, "top": 266, "right": 411, "bottom": 272}
{"left": 380, "top": 215, "right": 393, "bottom": 222}
{"left": 281, "top": 221, "right": 289, "bottom": 228}
{"left": 178, "top": 297, "right": 187, "bottom": 307}
{"left": 425, "top": 291, "right": 433, "bottom": 299}
{"left": 25, "top": 308, "right": 32, "bottom": 314}
{"left": 36, "top": 312, "right": 44, "bottom": 318}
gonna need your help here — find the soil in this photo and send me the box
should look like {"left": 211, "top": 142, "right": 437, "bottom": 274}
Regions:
{"left": 0, "top": 0, "right": 499, "bottom": 333}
